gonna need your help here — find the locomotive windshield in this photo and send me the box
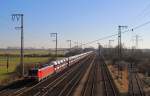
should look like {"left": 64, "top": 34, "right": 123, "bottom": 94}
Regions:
{"left": 28, "top": 69, "right": 38, "bottom": 76}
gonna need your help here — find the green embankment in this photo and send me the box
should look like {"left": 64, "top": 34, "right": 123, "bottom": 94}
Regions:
{"left": 0, "top": 56, "right": 49, "bottom": 81}
{"left": 0, "top": 49, "right": 65, "bottom": 84}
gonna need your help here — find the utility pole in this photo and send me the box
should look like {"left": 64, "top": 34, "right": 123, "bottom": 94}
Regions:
{"left": 6, "top": 54, "right": 9, "bottom": 72}
{"left": 118, "top": 26, "right": 127, "bottom": 58}
{"left": 97, "top": 43, "right": 101, "bottom": 56}
{"left": 66, "top": 40, "right": 71, "bottom": 66}
{"left": 67, "top": 40, "right": 71, "bottom": 49}
{"left": 118, "top": 25, "right": 127, "bottom": 79}
{"left": 51, "top": 33, "right": 58, "bottom": 59}
{"left": 109, "top": 40, "right": 114, "bottom": 57}
{"left": 74, "top": 41, "right": 78, "bottom": 48}
{"left": 77, "top": 42, "right": 78, "bottom": 48}
{"left": 135, "top": 35, "right": 141, "bottom": 49}
{"left": 66, "top": 40, "right": 72, "bottom": 56}
{"left": 131, "top": 29, "right": 141, "bottom": 49}
{"left": 12, "top": 14, "right": 24, "bottom": 77}
{"left": 109, "top": 40, "right": 114, "bottom": 48}
{"left": 80, "top": 42, "right": 82, "bottom": 49}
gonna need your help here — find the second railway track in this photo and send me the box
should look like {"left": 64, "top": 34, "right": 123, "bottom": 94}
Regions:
{"left": 129, "top": 72, "right": 145, "bottom": 96}
{"left": 81, "top": 56, "right": 97, "bottom": 96}
{"left": 39, "top": 54, "right": 96, "bottom": 96}
{"left": 101, "top": 55, "right": 118, "bottom": 96}
{"left": 79, "top": 55, "right": 118, "bottom": 96}
{"left": 16, "top": 53, "right": 95, "bottom": 96}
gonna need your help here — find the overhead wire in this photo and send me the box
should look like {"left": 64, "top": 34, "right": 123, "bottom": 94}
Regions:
{"left": 137, "top": 2, "right": 150, "bottom": 19}
{"left": 81, "top": 20, "right": 150, "bottom": 46}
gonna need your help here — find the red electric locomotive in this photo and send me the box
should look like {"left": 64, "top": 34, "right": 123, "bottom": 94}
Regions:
{"left": 28, "top": 64, "right": 55, "bottom": 81}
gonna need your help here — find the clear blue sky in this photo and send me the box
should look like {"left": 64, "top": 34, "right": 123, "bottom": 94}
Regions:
{"left": 0, "top": 0, "right": 150, "bottom": 49}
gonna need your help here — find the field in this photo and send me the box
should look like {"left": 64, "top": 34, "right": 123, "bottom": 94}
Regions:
{"left": 0, "top": 56, "right": 50, "bottom": 82}
{"left": 0, "top": 49, "right": 66, "bottom": 84}
{"left": 0, "top": 49, "right": 65, "bottom": 55}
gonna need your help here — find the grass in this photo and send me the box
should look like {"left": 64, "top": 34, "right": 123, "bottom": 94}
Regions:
{"left": 0, "top": 49, "right": 49, "bottom": 55}
{"left": 0, "top": 49, "right": 65, "bottom": 55}
{"left": 0, "top": 49, "right": 65, "bottom": 84}
{"left": 0, "top": 56, "right": 50, "bottom": 83}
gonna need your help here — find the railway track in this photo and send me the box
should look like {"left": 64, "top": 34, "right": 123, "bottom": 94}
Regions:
{"left": 78, "top": 55, "right": 118, "bottom": 96}
{"left": 0, "top": 79, "right": 37, "bottom": 96}
{"left": 129, "top": 72, "right": 145, "bottom": 96}
{"left": 16, "top": 53, "right": 94, "bottom": 96}
{"left": 101, "top": 56, "right": 118, "bottom": 96}
{"left": 40, "top": 54, "right": 96, "bottom": 96}
{"left": 135, "top": 74, "right": 145, "bottom": 96}
{"left": 0, "top": 67, "right": 72, "bottom": 96}
{"left": 128, "top": 64, "right": 145, "bottom": 96}
{"left": 1, "top": 53, "right": 119, "bottom": 96}
{"left": 81, "top": 56, "right": 97, "bottom": 96}
{"left": 0, "top": 54, "right": 93, "bottom": 96}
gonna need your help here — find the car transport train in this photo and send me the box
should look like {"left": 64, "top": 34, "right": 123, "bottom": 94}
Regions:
{"left": 27, "top": 51, "right": 93, "bottom": 81}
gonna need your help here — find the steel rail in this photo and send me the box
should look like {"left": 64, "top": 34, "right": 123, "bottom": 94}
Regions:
{"left": 41, "top": 54, "right": 95, "bottom": 96}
